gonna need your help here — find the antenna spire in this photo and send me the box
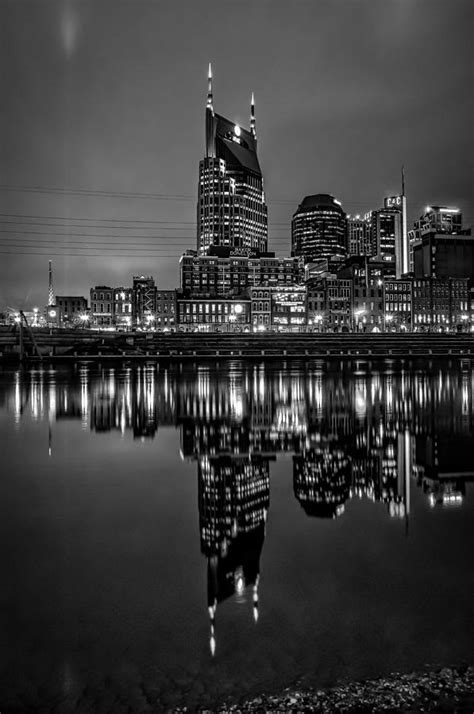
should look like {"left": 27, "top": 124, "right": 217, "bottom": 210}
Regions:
{"left": 207, "top": 63, "right": 213, "bottom": 110}
{"left": 401, "top": 165, "right": 405, "bottom": 196}
{"left": 48, "top": 259, "right": 55, "bottom": 306}
{"left": 250, "top": 92, "right": 256, "bottom": 137}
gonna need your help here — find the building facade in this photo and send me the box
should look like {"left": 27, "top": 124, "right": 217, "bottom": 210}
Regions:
{"left": 370, "top": 207, "right": 400, "bottom": 272}
{"left": 412, "top": 278, "right": 470, "bottom": 331}
{"left": 347, "top": 215, "right": 372, "bottom": 256}
{"left": 292, "top": 194, "right": 347, "bottom": 266}
{"left": 197, "top": 65, "right": 267, "bottom": 254}
{"left": 180, "top": 248, "right": 302, "bottom": 298}
{"left": 339, "top": 257, "right": 387, "bottom": 332}
{"left": 270, "top": 287, "right": 307, "bottom": 331}
{"left": 132, "top": 275, "right": 157, "bottom": 328}
{"left": 413, "top": 233, "right": 474, "bottom": 282}
{"left": 409, "top": 205, "right": 468, "bottom": 274}
{"left": 55, "top": 296, "right": 88, "bottom": 327}
{"left": 155, "top": 290, "right": 177, "bottom": 330}
{"left": 90, "top": 286, "right": 114, "bottom": 327}
{"left": 383, "top": 279, "right": 413, "bottom": 331}
{"left": 113, "top": 287, "right": 133, "bottom": 329}
{"left": 177, "top": 297, "right": 250, "bottom": 331}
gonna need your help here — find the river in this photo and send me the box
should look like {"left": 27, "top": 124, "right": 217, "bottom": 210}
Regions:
{"left": 1, "top": 359, "right": 473, "bottom": 711}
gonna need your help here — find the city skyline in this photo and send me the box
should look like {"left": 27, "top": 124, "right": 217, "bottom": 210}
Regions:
{"left": 1, "top": 0, "right": 473, "bottom": 308}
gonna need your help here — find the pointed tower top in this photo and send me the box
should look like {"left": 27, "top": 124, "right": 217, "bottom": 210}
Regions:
{"left": 250, "top": 92, "right": 256, "bottom": 138}
{"left": 207, "top": 63, "right": 213, "bottom": 110}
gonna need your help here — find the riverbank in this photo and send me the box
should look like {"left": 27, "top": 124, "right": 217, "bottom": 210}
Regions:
{"left": 197, "top": 666, "right": 474, "bottom": 713}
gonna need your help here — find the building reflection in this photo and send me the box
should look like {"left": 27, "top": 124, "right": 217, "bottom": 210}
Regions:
{"left": 3, "top": 362, "right": 473, "bottom": 513}
{"left": 3, "top": 359, "right": 473, "bottom": 653}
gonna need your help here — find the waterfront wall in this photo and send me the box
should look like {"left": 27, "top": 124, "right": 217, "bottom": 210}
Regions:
{"left": 1, "top": 326, "right": 474, "bottom": 360}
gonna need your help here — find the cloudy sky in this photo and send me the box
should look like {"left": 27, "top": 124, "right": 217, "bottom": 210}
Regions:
{"left": 1, "top": 0, "right": 472, "bottom": 308}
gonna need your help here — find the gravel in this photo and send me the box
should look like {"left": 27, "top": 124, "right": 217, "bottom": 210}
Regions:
{"left": 175, "top": 665, "right": 474, "bottom": 713}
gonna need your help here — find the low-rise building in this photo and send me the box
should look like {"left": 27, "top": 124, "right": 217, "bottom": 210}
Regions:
{"left": 90, "top": 286, "right": 114, "bottom": 327}
{"left": 155, "top": 290, "right": 177, "bottom": 330}
{"left": 132, "top": 275, "right": 157, "bottom": 328}
{"left": 271, "top": 287, "right": 307, "bottom": 331}
{"left": 113, "top": 288, "right": 133, "bottom": 330}
{"left": 177, "top": 298, "right": 250, "bottom": 331}
{"left": 412, "top": 278, "right": 470, "bottom": 331}
{"left": 249, "top": 287, "right": 271, "bottom": 330}
{"left": 383, "top": 279, "right": 413, "bottom": 331}
{"left": 339, "top": 257, "right": 386, "bottom": 332}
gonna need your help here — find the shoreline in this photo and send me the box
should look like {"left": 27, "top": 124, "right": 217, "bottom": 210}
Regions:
{"left": 198, "top": 666, "right": 474, "bottom": 713}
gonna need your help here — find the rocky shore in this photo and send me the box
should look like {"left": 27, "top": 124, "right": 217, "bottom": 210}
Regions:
{"left": 187, "top": 666, "right": 474, "bottom": 713}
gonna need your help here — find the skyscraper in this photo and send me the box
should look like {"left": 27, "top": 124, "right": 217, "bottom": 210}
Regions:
{"left": 291, "top": 194, "right": 347, "bottom": 266}
{"left": 197, "top": 65, "right": 268, "bottom": 254}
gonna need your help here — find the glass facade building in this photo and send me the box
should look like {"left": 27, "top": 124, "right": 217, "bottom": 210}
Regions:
{"left": 291, "top": 194, "right": 347, "bottom": 265}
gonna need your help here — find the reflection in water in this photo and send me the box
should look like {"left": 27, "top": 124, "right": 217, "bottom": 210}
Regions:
{"left": 3, "top": 360, "right": 474, "bottom": 653}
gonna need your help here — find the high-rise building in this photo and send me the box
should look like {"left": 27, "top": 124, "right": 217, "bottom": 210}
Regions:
{"left": 197, "top": 65, "right": 268, "bottom": 254}
{"left": 369, "top": 207, "right": 400, "bottom": 272}
{"left": 368, "top": 188, "right": 409, "bottom": 279}
{"left": 291, "top": 194, "right": 347, "bottom": 266}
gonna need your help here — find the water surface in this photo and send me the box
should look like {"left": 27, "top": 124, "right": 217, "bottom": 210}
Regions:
{"left": 1, "top": 360, "right": 473, "bottom": 712}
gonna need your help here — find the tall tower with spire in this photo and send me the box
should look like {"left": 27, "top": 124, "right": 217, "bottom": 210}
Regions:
{"left": 197, "top": 65, "right": 268, "bottom": 254}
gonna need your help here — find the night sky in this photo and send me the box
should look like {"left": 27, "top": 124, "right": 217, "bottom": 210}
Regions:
{"left": 1, "top": 0, "right": 473, "bottom": 308}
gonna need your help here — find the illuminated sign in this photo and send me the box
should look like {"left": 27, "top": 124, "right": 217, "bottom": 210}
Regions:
{"left": 384, "top": 195, "right": 403, "bottom": 209}
{"left": 49, "top": 309, "right": 57, "bottom": 317}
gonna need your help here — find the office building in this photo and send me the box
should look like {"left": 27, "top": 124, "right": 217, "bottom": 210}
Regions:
{"left": 291, "top": 194, "right": 347, "bottom": 265}
{"left": 197, "top": 65, "right": 267, "bottom": 254}
{"left": 370, "top": 206, "right": 400, "bottom": 272}
{"left": 347, "top": 214, "right": 372, "bottom": 256}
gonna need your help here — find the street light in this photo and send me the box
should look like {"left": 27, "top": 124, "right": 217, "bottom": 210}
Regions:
{"left": 354, "top": 308, "right": 366, "bottom": 332}
{"left": 385, "top": 313, "right": 394, "bottom": 332}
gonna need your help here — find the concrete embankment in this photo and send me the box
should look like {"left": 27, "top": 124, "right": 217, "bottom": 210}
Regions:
{"left": 1, "top": 326, "right": 473, "bottom": 361}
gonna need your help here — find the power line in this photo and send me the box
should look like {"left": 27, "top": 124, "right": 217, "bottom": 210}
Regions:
{"left": 0, "top": 212, "right": 292, "bottom": 226}
{"left": 0, "top": 250, "right": 185, "bottom": 258}
{"left": 3, "top": 183, "right": 461, "bottom": 208}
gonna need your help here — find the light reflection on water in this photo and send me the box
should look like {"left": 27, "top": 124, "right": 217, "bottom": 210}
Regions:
{"left": 1, "top": 360, "right": 473, "bottom": 711}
